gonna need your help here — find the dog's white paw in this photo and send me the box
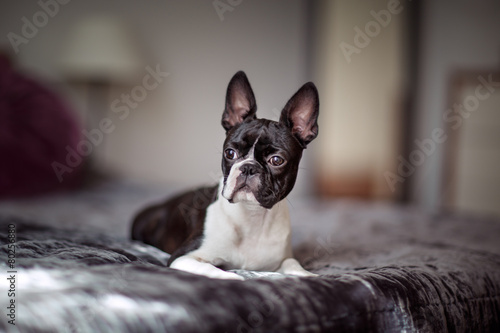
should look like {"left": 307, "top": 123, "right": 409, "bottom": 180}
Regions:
{"left": 171, "top": 256, "right": 244, "bottom": 280}
{"left": 278, "top": 258, "right": 318, "bottom": 277}
{"left": 209, "top": 272, "right": 245, "bottom": 281}
{"left": 207, "top": 271, "right": 245, "bottom": 280}
{"left": 287, "top": 270, "right": 318, "bottom": 277}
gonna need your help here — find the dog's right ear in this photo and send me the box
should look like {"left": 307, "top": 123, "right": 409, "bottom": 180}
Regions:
{"left": 279, "top": 82, "right": 319, "bottom": 148}
{"left": 221, "top": 71, "right": 257, "bottom": 132}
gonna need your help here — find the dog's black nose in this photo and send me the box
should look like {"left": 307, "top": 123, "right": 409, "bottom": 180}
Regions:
{"left": 240, "top": 163, "right": 259, "bottom": 176}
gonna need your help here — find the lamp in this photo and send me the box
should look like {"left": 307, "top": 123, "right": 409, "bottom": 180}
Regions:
{"left": 58, "top": 16, "right": 144, "bottom": 176}
{"left": 59, "top": 16, "right": 144, "bottom": 85}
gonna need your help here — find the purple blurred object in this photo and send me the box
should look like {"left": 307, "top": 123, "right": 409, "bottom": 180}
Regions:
{"left": 0, "top": 56, "right": 83, "bottom": 198}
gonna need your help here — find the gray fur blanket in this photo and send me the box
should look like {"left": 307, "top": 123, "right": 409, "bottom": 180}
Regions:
{"left": 0, "top": 181, "right": 499, "bottom": 332}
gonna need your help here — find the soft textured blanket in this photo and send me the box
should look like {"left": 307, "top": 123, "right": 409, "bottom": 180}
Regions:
{"left": 0, "top": 182, "right": 499, "bottom": 332}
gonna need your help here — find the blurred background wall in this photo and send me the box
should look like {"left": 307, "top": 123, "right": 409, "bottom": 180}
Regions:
{"left": 312, "top": 0, "right": 405, "bottom": 201}
{"left": 412, "top": 1, "right": 500, "bottom": 215}
{"left": 1, "top": 0, "right": 499, "bottom": 216}
{"left": 0, "top": 0, "right": 313, "bottom": 195}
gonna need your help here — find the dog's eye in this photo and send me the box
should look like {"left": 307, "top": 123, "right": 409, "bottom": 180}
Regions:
{"left": 268, "top": 156, "right": 285, "bottom": 166}
{"left": 224, "top": 149, "right": 238, "bottom": 160}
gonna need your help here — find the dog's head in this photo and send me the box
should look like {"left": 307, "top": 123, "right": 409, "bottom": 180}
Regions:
{"left": 220, "top": 71, "right": 319, "bottom": 209}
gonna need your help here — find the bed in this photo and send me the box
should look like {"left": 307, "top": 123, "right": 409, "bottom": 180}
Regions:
{"left": 2, "top": 55, "right": 500, "bottom": 332}
{"left": 1, "top": 180, "right": 499, "bottom": 332}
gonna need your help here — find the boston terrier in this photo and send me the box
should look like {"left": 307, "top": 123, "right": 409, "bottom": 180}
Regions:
{"left": 131, "top": 71, "right": 319, "bottom": 280}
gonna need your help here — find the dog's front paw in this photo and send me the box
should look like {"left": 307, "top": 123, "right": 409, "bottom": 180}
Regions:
{"left": 278, "top": 258, "right": 318, "bottom": 277}
{"left": 288, "top": 270, "right": 318, "bottom": 277}
{"left": 206, "top": 270, "right": 245, "bottom": 280}
{"left": 171, "top": 256, "right": 245, "bottom": 280}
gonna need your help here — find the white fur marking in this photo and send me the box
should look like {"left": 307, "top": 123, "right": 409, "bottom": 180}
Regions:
{"left": 222, "top": 135, "right": 261, "bottom": 201}
{"left": 174, "top": 180, "right": 297, "bottom": 273}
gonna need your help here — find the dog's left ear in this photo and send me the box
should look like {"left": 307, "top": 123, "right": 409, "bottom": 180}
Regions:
{"left": 280, "top": 82, "right": 319, "bottom": 148}
{"left": 222, "top": 71, "right": 257, "bottom": 132}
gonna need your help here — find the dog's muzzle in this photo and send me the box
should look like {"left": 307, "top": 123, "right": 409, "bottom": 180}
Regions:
{"left": 223, "top": 161, "right": 262, "bottom": 203}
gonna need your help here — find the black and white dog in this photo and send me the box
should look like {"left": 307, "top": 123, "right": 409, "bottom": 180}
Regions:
{"left": 131, "top": 71, "right": 319, "bottom": 280}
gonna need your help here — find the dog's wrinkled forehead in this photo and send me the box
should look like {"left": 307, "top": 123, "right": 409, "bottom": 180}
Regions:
{"left": 224, "top": 118, "right": 302, "bottom": 155}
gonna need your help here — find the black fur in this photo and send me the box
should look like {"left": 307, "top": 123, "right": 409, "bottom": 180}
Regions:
{"left": 131, "top": 185, "right": 218, "bottom": 266}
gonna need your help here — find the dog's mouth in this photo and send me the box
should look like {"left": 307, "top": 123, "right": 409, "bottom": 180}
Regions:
{"left": 225, "top": 183, "right": 248, "bottom": 200}
{"left": 234, "top": 183, "right": 252, "bottom": 193}
{"left": 223, "top": 179, "right": 259, "bottom": 204}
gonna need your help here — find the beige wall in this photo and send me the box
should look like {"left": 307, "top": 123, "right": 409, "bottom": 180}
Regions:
{"left": 313, "top": 0, "right": 405, "bottom": 199}
{"left": 0, "top": 1, "right": 314, "bottom": 197}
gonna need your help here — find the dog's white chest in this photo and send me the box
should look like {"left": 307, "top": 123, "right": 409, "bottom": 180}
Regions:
{"left": 226, "top": 219, "right": 289, "bottom": 270}
{"left": 190, "top": 193, "right": 292, "bottom": 271}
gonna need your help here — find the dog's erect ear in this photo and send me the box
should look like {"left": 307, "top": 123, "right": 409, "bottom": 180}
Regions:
{"left": 280, "top": 82, "right": 319, "bottom": 148}
{"left": 222, "top": 71, "right": 257, "bottom": 132}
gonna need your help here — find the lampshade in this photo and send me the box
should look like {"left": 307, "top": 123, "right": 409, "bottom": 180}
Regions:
{"left": 59, "top": 16, "right": 144, "bottom": 84}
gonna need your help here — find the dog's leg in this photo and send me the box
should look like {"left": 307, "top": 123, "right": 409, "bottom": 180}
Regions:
{"left": 170, "top": 255, "right": 244, "bottom": 280}
{"left": 278, "top": 258, "right": 317, "bottom": 277}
